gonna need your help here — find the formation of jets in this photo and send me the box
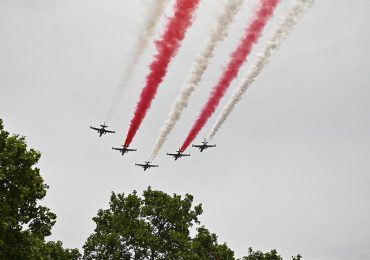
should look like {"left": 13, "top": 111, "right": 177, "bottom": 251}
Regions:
{"left": 90, "top": 123, "right": 216, "bottom": 171}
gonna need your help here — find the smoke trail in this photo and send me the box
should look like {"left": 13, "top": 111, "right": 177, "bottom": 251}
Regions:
{"left": 124, "top": 0, "right": 201, "bottom": 147}
{"left": 208, "top": 0, "right": 313, "bottom": 141}
{"left": 149, "top": 0, "right": 244, "bottom": 161}
{"left": 105, "top": 0, "right": 169, "bottom": 122}
{"left": 180, "top": 0, "right": 279, "bottom": 152}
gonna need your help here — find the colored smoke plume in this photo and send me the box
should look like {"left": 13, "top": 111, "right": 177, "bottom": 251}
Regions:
{"left": 149, "top": 0, "right": 244, "bottom": 161}
{"left": 105, "top": 0, "right": 169, "bottom": 122}
{"left": 180, "top": 0, "right": 280, "bottom": 152}
{"left": 124, "top": 0, "right": 201, "bottom": 147}
{"left": 208, "top": 0, "right": 314, "bottom": 141}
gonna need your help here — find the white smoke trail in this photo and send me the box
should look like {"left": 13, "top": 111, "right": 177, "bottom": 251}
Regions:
{"left": 149, "top": 0, "right": 244, "bottom": 161}
{"left": 208, "top": 0, "right": 314, "bottom": 141}
{"left": 105, "top": 0, "right": 169, "bottom": 122}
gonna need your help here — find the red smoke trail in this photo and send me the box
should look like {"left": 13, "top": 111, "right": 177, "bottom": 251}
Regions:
{"left": 124, "top": 0, "right": 200, "bottom": 147}
{"left": 180, "top": 0, "right": 279, "bottom": 152}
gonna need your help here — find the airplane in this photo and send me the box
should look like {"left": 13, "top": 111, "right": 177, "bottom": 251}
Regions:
{"left": 192, "top": 138, "right": 216, "bottom": 152}
{"left": 135, "top": 161, "right": 159, "bottom": 171}
{"left": 90, "top": 123, "right": 115, "bottom": 137}
{"left": 112, "top": 145, "right": 137, "bottom": 156}
{"left": 166, "top": 150, "right": 190, "bottom": 161}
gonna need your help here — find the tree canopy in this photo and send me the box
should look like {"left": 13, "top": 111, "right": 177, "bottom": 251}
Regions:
{"left": 83, "top": 187, "right": 234, "bottom": 259}
{"left": 0, "top": 118, "right": 80, "bottom": 259}
{"left": 82, "top": 188, "right": 302, "bottom": 260}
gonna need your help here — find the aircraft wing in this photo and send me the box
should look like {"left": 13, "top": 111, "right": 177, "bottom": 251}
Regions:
{"left": 192, "top": 144, "right": 202, "bottom": 148}
{"left": 112, "top": 147, "right": 123, "bottom": 151}
{"left": 167, "top": 153, "right": 176, "bottom": 156}
{"left": 90, "top": 126, "right": 100, "bottom": 131}
{"left": 208, "top": 144, "right": 216, "bottom": 147}
{"left": 105, "top": 130, "right": 116, "bottom": 134}
{"left": 182, "top": 154, "right": 190, "bottom": 157}
{"left": 149, "top": 164, "right": 159, "bottom": 168}
{"left": 135, "top": 163, "right": 145, "bottom": 167}
{"left": 126, "top": 148, "right": 137, "bottom": 152}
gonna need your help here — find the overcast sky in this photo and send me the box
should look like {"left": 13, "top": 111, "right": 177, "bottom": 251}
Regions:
{"left": 1, "top": 0, "right": 369, "bottom": 259}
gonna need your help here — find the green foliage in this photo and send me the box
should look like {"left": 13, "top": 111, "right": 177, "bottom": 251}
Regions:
{"left": 83, "top": 187, "right": 234, "bottom": 259}
{"left": 190, "top": 226, "right": 234, "bottom": 259}
{"left": 40, "top": 241, "right": 81, "bottom": 260}
{"left": 0, "top": 118, "right": 80, "bottom": 259}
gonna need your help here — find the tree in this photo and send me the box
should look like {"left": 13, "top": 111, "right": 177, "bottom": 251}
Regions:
{"left": 83, "top": 187, "right": 303, "bottom": 260}
{"left": 0, "top": 118, "right": 80, "bottom": 259}
{"left": 83, "top": 187, "right": 234, "bottom": 259}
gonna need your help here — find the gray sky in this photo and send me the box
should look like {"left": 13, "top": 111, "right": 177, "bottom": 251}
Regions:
{"left": 1, "top": 0, "right": 369, "bottom": 259}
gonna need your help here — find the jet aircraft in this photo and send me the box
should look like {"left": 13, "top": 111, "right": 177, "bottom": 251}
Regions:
{"left": 90, "top": 123, "right": 115, "bottom": 137}
{"left": 167, "top": 150, "right": 190, "bottom": 161}
{"left": 135, "top": 161, "right": 159, "bottom": 171}
{"left": 192, "top": 139, "right": 216, "bottom": 152}
{"left": 112, "top": 145, "right": 137, "bottom": 155}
